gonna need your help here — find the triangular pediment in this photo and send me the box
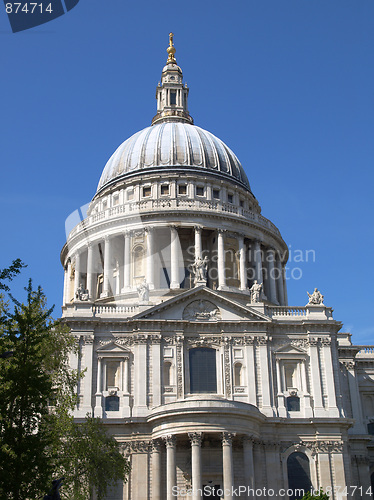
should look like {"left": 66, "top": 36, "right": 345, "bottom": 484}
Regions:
{"left": 274, "top": 344, "right": 307, "bottom": 357}
{"left": 97, "top": 341, "right": 131, "bottom": 354}
{"left": 133, "top": 286, "right": 271, "bottom": 322}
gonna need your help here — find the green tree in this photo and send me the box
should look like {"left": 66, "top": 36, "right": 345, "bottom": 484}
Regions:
{"left": 301, "top": 490, "right": 329, "bottom": 500}
{"left": 56, "top": 416, "right": 130, "bottom": 500}
{"left": 0, "top": 259, "right": 26, "bottom": 292}
{"left": 0, "top": 273, "right": 129, "bottom": 499}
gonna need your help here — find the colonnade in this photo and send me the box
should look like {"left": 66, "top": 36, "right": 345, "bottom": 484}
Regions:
{"left": 64, "top": 225, "right": 288, "bottom": 305}
{"left": 151, "top": 432, "right": 254, "bottom": 500}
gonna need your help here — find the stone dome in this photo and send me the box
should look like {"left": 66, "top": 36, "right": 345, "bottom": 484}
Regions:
{"left": 96, "top": 122, "right": 251, "bottom": 194}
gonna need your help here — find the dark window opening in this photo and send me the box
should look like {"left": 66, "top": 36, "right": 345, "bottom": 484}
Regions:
{"left": 368, "top": 423, "right": 374, "bottom": 435}
{"left": 213, "top": 189, "right": 220, "bottom": 199}
{"left": 189, "top": 348, "right": 217, "bottom": 393}
{"left": 287, "top": 396, "right": 300, "bottom": 412}
{"left": 105, "top": 396, "right": 119, "bottom": 412}
{"left": 143, "top": 186, "right": 151, "bottom": 197}
{"left": 161, "top": 184, "right": 169, "bottom": 196}
{"left": 227, "top": 194, "right": 233, "bottom": 204}
{"left": 170, "top": 91, "right": 177, "bottom": 105}
{"left": 203, "top": 485, "right": 221, "bottom": 499}
{"left": 178, "top": 185, "right": 187, "bottom": 195}
{"left": 196, "top": 186, "right": 204, "bottom": 196}
{"left": 287, "top": 452, "right": 312, "bottom": 500}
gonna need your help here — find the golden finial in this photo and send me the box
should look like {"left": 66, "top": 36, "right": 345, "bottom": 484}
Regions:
{"left": 166, "top": 32, "right": 177, "bottom": 64}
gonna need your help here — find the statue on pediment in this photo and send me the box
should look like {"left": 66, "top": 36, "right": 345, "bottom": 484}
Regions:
{"left": 75, "top": 283, "right": 89, "bottom": 301}
{"left": 307, "top": 288, "right": 324, "bottom": 305}
{"left": 192, "top": 255, "right": 209, "bottom": 285}
{"left": 249, "top": 280, "right": 262, "bottom": 303}
{"left": 137, "top": 278, "right": 150, "bottom": 302}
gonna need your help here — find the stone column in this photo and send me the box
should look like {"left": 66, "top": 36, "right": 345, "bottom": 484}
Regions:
{"left": 94, "top": 356, "right": 103, "bottom": 417}
{"left": 222, "top": 432, "right": 235, "bottom": 499}
{"left": 86, "top": 242, "right": 94, "bottom": 300}
{"left": 170, "top": 226, "right": 180, "bottom": 289}
{"left": 346, "top": 362, "right": 365, "bottom": 433}
{"left": 308, "top": 338, "right": 324, "bottom": 416}
{"left": 152, "top": 440, "right": 162, "bottom": 500}
{"left": 74, "top": 252, "right": 81, "bottom": 297}
{"left": 318, "top": 451, "right": 332, "bottom": 492}
{"left": 189, "top": 432, "right": 203, "bottom": 499}
{"left": 321, "top": 338, "right": 339, "bottom": 417}
{"left": 238, "top": 236, "right": 247, "bottom": 290}
{"left": 276, "top": 358, "right": 286, "bottom": 417}
{"left": 266, "top": 248, "right": 277, "bottom": 303}
{"left": 122, "top": 231, "right": 131, "bottom": 292}
{"left": 81, "top": 336, "right": 94, "bottom": 415}
{"left": 123, "top": 357, "right": 129, "bottom": 393}
{"left": 276, "top": 257, "right": 285, "bottom": 306}
{"left": 101, "top": 236, "right": 112, "bottom": 298}
{"left": 164, "top": 435, "right": 177, "bottom": 500}
{"left": 194, "top": 226, "right": 202, "bottom": 260}
{"left": 133, "top": 338, "right": 147, "bottom": 416}
{"left": 146, "top": 228, "right": 155, "bottom": 290}
{"left": 301, "top": 359, "right": 312, "bottom": 417}
{"left": 65, "top": 260, "right": 72, "bottom": 303}
{"left": 243, "top": 437, "right": 255, "bottom": 493}
{"left": 253, "top": 240, "right": 263, "bottom": 286}
{"left": 217, "top": 230, "right": 227, "bottom": 289}
{"left": 63, "top": 265, "right": 68, "bottom": 305}
{"left": 259, "top": 339, "right": 272, "bottom": 416}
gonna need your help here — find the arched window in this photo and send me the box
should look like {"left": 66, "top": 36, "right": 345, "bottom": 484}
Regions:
{"left": 189, "top": 348, "right": 217, "bottom": 393}
{"left": 234, "top": 363, "right": 243, "bottom": 386}
{"left": 133, "top": 245, "right": 145, "bottom": 281}
{"left": 287, "top": 452, "right": 312, "bottom": 500}
{"left": 163, "top": 362, "right": 172, "bottom": 386}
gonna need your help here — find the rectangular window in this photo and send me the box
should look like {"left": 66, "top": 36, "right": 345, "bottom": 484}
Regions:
{"left": 178, "top": 184, "right": 187, "bottom": 195}
{"left": 127, "top": 189, "right": 134, "bottom": 200}
{"left": 113, "top": 195, "right": 119, "bottom": 206}
{"left": 143, "top": 186, "right": 152, "bottom": 197}
{"left": 239, "top": 199, "right": 244, "bottom": 207}
{"left": 161, "top": 184, "right": 169, "bottom": 196}
{"left": 189, "top": 348, "right": 217, "bottom": 393}
{"left": 213, "top": 189, "right": 220, "bottom": 199}
{"left": 227, "top": 194, "right": 233, "bottom": 204}
{"left": 170, "top": 91, "right": 177, "bottom": 105}
{"left": 196, "top": 186, "right": 204, "bottom": 196}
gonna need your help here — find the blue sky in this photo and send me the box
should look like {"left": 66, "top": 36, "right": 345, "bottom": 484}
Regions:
{"left": 1, "top": 0, "right": 373, "bottom": 344}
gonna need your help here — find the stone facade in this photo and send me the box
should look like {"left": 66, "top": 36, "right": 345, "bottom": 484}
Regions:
{"left": 61, "top": 36, "right": 374, "bottom": 500}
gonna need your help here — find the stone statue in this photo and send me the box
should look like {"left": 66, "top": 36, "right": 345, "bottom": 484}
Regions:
{"left": 307, "top": 288, "right": 324, "bottom": 305}
{"left": 137, "top": 279, "right": 150, "bottom": 302}
{"left": 43, "top": 477, "right": 64, "bottom": 500}
{"left": 75, "top": 283, "right": 89, "bottom": 301}
{"left": 249, "top": 280, "right": 262, "bottom": 303}
{"left": 192, "top": 256, "right": 209, "bottom": 284}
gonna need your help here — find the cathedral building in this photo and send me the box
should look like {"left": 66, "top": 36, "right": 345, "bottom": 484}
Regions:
{"left": 61, "top": 34, "right": 374, "bottom": 500}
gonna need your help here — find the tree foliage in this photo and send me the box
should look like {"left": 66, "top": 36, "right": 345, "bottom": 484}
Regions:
{"left": 301, "top": 491, "right": 329, "bottom": 500}
{"left": 0, "top": 262, "right": 130, "bottom": 499}
{"left": 0, "top": 259, "right": 26, "bottom": 292}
